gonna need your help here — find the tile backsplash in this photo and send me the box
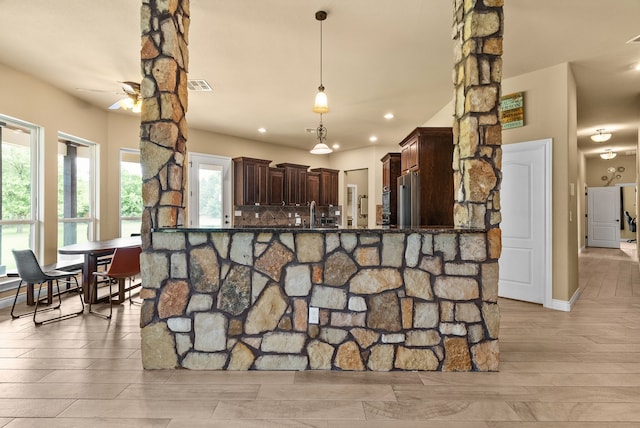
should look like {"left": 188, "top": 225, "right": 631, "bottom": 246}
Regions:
{"left": 234, "top": 205, "right": 342, "bottom": 228}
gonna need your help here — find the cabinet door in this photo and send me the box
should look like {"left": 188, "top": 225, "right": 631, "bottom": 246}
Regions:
{"left": 256, "top": 162, "right": 269, "bottom": 205}
{"left": 409, "top": 140, "right": 419, "bottom": 170}
{"left": 328, "top": 171, "right": 338, "bottom": 205}
{"left": 382, "top": 159, "right": 391, "bottom": 191}
{"left": 242, "top": 162, "right": 257, "bottom": 205}
{"left": 268, "top": 168, "right": 285, "bottom": 205}
{"left": 401, "top": 146, "right": 410, "bottom": 172}
{"left": 307, "top": 172, "right": 320, "bottom": 205}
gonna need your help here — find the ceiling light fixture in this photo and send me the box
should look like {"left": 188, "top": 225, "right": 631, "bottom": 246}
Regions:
{"left": 591, "top": 129, "right": 612, "bottom": 143}
{"left": 310, "top": 116, "right": 332, "bottom": 154}
{"left": 600, "top": 149, "right": 617, "bottom": 160}
{"left": 310, "top": 10, "right": 332, "bottom": 155}
{"left": 312, "top": 11, "right": 329, "bottom": 114}
{"left": 384, "top": 113, "right": 395, "bottom": 120}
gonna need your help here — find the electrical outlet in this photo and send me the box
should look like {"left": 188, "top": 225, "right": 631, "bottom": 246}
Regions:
{"left": 255, "top": 213, "right": 259, "bottom": 218}
{"left": 308, "top": 307, "right": 319, "bottom": 324}
{"left": 235, "top": 210, "right": 242, "bottom": 217}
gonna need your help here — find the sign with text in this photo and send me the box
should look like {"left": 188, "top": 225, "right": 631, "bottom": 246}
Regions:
{"left": 500, "top": 92, "right": 524, "bottom": 129}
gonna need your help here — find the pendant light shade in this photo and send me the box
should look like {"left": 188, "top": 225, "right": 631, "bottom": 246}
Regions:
{"left": 310, "top": 142, "right": 332, "bottom": 154}
{"left": 313, "top": 85, "right": 329, "bottom": 114}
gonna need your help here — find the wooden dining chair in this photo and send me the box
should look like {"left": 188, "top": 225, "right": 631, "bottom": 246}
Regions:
{"left": 11, "top": 249, "right": 84, "bottom": 325}
{"left": 89, "top": 246, "right": 142, "bottom": 319}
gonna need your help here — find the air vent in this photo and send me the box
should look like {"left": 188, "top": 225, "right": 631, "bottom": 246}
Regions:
{"left": 625, "top": 150, "right": 637, "bottom": 156}
{"left": 305, "top": 128, "right": 316, "bottom": 133}
{"left": 187, "top": 79, "right": 213, "bottom": 91}
{"left": 626, "top": 34, "right": 640, "bottom": 44}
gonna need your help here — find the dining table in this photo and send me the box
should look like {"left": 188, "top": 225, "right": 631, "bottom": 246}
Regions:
{"left": 58, "top": 236, "right": 142, "bottom": 304}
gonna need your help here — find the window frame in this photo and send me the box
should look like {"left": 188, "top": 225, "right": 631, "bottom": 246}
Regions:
{"left": 0, "top": 115, "right": 40, "bottom": 275}
{"left": 57, "top": 132, "right": 98, "bottom": 245}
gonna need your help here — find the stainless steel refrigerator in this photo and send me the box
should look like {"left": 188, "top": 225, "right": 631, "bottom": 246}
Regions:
{"left": 397, "top": 171, "right": 420, "bottom": 228}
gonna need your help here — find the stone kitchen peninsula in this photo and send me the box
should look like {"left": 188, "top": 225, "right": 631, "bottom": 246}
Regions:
{"left": 140, "top": 227, "right": 500, "bottom": 371}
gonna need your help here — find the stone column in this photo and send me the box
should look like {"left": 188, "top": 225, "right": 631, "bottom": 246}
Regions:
{"left": 140, "top": 0, "right": 190, "bottom": 248}
{"left": 452, "top": 0, "right": 503, "bottom": 236}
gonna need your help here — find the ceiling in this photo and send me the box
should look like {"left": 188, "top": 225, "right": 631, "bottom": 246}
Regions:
{"left": 0, "top": 0, "right": 639, "bottom": 157}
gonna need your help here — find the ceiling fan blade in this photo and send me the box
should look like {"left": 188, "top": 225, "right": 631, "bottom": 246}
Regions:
{"left": 121, "top": 81, "right": 140, "bottom": 95}
{"left": 108, "top": 99, "right": 123, "bottom": 110}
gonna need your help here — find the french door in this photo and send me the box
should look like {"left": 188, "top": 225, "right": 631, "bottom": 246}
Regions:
{"left": 187, "top": 153, "right": 232, "bottom": 228}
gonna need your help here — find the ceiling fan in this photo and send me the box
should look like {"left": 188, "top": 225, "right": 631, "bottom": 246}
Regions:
{"left": 108, "top": 81, "right": 141, "bottom": 112}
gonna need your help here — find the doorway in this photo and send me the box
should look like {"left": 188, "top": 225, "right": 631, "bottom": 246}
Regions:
{"left": 344, "top": 169, "right": 368, "bottom": 228}
{"left": 587, "top": 186, "right": 621, "bottom": 248}
{"left": 187, "top": 153, "right": 232, "bottom": 228}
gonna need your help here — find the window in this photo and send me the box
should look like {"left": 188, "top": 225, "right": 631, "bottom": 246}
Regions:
{"left": 120, "top": 149, "right": 142, "bottom": 236}
{"left": 0, "top": 116, "right": 39, "bottom": 272}
{"left": 57, "top": 133, "right": 96, "bottom": 246}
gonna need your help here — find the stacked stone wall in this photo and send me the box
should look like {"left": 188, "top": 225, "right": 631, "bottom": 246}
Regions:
{"left": 141, "top": 229, "right": 499, "bottom": 371}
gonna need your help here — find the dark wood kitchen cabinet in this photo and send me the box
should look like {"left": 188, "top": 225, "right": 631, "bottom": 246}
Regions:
{"left": 381, "top": 152, "right": 401, "bottom": 225}
{"left": 268, "top": 167, "right": 285, "bottom": 205}
{"left": 398, "top": 127, "right": 454, "bottom": 226}
{"left": 306, "top": 171, "right": 321, "bottom": 205}
{"left": 310, "top": 168, "right": 339, "bottom": 206}
{"left": 232, "top": 157, "right": 271, "bottom": 206}
{"left": 276, "top": 163, "right": 309, "bottom": 206}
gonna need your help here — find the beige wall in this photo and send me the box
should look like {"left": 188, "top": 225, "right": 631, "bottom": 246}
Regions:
{"left": 501, "top": 63, "right": 579, "bottom": 302}
{"left": 0, "top": 63, "right": 108, "bottom": 264}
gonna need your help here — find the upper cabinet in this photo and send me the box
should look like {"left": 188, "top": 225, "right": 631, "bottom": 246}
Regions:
{"left": 276, "top": 163, "right": 309, "bottom": 206}
{"left": 399, "top": 127, "right": 454, "bottom": 227}
{"left": 310, "top": 168, "right": 339, "bottom": 206}
{"left": 232, "top": 157, "right": 271, "bottom": 206}
{"left": 233, "top": 159, "right": 339, "bottom": 207}
{"left": 381, "top": 152, "right": 401, "bottom": 192}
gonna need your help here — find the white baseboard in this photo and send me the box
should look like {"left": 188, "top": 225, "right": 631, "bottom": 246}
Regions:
{"left": 547, "top": 288, "right": 582, "bottom": 312}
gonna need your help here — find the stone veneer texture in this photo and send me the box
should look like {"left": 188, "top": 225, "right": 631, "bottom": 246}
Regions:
{"left": 140, "top": 229, "right": 499, "bottom": 371}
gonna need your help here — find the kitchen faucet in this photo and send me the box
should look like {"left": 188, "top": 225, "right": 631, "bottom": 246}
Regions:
{"left": 309, "top": 200, "right": 316, "bottom": 228}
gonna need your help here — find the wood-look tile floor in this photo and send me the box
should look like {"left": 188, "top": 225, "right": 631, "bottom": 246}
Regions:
{"left": 1, "top": 244, "right": 640, "bottom": 427}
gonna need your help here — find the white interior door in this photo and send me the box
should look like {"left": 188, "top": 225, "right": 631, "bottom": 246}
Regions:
{"left": 188, "top": 153, "right": 232, "bottom": 228}
{"left": 500, "top": 139, "right": 551, "bottom": 305}
{"left": 587, "top": 187, "right": 620, "bottom": 248}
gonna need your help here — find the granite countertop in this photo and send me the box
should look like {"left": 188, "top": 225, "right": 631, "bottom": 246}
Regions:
{"left": 153, "top": 225, "right": 484, "bottom": 234}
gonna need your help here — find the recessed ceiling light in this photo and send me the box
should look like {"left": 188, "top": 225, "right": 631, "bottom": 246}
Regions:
{"left": 634, "top": 63, "right": 640, "bottom": 71}
{"left": 258, "top": 128, "right": 266, "bottom": 133}
{"left": 384, "top": 113, "right": 395, "bottom": 120}
{"left": 332, "top": 143, "right": 340, "bottom": 149}
{"left": 369, "top": 136, "right": 378, "bottom": 142}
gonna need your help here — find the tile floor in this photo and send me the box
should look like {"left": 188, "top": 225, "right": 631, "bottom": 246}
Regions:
{"left": 0, "top": 244, "right": 639, "bottom": 427}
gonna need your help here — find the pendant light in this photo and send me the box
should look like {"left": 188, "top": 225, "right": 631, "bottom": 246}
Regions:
{"left": 310, "top": 10, "right": 332, "bottom": 154}
{"left": 600, "top": 149, "right": 617, "bottom": 160}
{"left": 310, "top": 113, "right": 332, "bottom": 154}
{"left": 591, "top": 129, "right": 612, "bottom": 143}
{"left": 312, "top": 11, "right": 329, "bottom": 114}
